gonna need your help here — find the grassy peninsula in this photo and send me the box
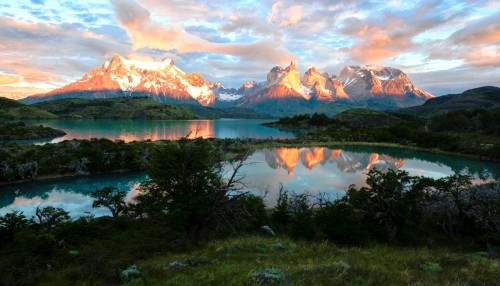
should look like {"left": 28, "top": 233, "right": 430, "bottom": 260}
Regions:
{"left": 0, "top": 121, "right": 66, "bottom": 140}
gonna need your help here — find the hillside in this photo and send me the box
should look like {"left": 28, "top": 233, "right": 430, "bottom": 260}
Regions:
{"left": 266, "top": 108, "right": 408, "bottom": 129}
{"left": 25, "top": 236, "right": 500, "bottom": 285}
{"left": 187, "top": 105, "right": 274, "bottom": 119}
{"left": 0, "top": 97, "right": 58, "bottom": 119}
{"left": 33, "top": 97, "right": 271, "bottom": 119}
{"left": 400, "top": 86, "right": 500, "bottom": 117}
{"left": 264, "top": 107, "right": 500, "bottom": 160}
{"left": 33, "top": 97, "right": 197, "bottom": 119}
{"left": 334, "top": 108, "right": 404, "bottom": 128}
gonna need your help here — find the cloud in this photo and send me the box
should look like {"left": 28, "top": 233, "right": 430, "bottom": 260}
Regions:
{"left": 0, "top": 15, "right": 130, "bottom": 98}
{"left": 111, "top": 0, "right": 297, "bottom": 64}
{"left": 137, "top": 0, "right": 223, "bottom": 22}
{"left": 0, "top": 0, "right": 498, "bottom": 97}
{"left": 268, "top": 1, "right": 303, "bottom": 27}
{"left": 0, "top": 72, "right": 21, "bottom": 84}
{"left": 409, "top": 65, "right": 500, "bottom": 95}
{"left": 185, "top": 25, "right": 231, "bottom": 43}
{"left": 425, "top": 11, "right": 500, "bottom": 67}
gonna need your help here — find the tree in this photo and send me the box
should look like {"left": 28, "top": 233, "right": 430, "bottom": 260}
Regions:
{"left": 345, "top": 169, "right": 431, "bottom": 242}
{"left": 35, "top": 206, "right": 70, "bottom": 228}
{"left": 136, "top": 138, "right": 253, "bottom": 245}
{"left": 91, "top": 187, "right": 127, "bottom": 217}
{"left": 0, "top": 211, "right": 29, "bottom": 232}
{"left": 0, "top": 211, "right": 30, "bottom": 244}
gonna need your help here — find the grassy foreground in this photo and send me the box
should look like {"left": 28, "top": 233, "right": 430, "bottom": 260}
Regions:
{"left": 40, "top": 236, "right": 499, "bottom": 286}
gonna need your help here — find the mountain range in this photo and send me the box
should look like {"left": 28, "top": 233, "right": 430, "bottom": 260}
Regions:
{"left": 20, "top": 55, "right": 433, "bottom": 115}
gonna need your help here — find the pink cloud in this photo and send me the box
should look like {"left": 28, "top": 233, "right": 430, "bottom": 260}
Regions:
{"left": 112, "top": 0, "right": 297, "bottom": 64}
{"left": 268, "top": 1, "right": 303, "bottom": 27}
{"left": 0, "top": 73, "right": 20, "bottom": 85}
{"left": 341, "top": 17, "right": 414, "bottom": 63}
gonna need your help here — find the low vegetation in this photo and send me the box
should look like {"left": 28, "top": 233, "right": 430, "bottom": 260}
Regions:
{"left": 0, "top": 121, "right": 66, "bottom": 140}
{"left": 0, "top": 137, "right": 498, "bottom": 285}
{"left": 0, "top": 138, "right": 152, "bottom": 183}
{"left": 32, "top": 97, "right": 198, "bottom": 119}
{"left": 401, "top": 86, "right": 500, "bottom": 117}
{"left": 32, "top": 97, "right": 272, "bottom": 119}
{"left": 0, "top": 97, "right": 58, "bottom": 119}
{"left": 265, "top": 107, "right": 500, "bottom": 160}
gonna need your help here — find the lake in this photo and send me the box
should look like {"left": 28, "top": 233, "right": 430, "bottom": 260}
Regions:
{"left": 1, "top": 145, "right": 499, "bottom": 217}
{"left": 20, "top": 118, "right": 295, "bottom": 144}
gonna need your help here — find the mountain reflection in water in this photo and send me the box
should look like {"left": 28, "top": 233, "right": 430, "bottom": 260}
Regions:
{"left": 1, "top": 146, "right": 499, "bottom": 217}
{"left": 18, "top": 119, "right": 294, "bottom": 144}
{"left": 264, "top": 147, "right": 406, "bottom": 175}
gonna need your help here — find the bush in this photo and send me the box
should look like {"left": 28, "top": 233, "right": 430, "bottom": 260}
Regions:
{"left": 120, "top": 265, "right": 140, "bottom": 281}
{"left": 315, "top": 202, "right": 370, "bottom": 245}
{"left": 271, "top": 188, "right": 316, "bottom": 239}
{"left": 420, "top": 262, "right": 442, "bottom": 273}
{"left": 251, "top": 268, "right": 285, "bottom": 285}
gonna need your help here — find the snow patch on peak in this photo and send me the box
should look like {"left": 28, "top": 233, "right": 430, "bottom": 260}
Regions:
{"left": 217, "top": 92, "right": 243, "bottom": 101}
{"left": 364, "top": 65, "right": 385, "bottom": 71}
{"left": 109, "top": 55, "right": 176, "bottom": 72}
{"left": 300, "top": 84, "right": 312, "bottom": 97}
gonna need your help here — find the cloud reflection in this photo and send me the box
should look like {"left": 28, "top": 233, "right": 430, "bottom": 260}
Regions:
{"left": 0, "top": 146, "right": 496, "bottom": 215}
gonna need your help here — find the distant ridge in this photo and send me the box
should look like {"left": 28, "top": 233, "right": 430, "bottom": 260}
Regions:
{"left": 399, "top": 86, "right": 500, "bottom": 117}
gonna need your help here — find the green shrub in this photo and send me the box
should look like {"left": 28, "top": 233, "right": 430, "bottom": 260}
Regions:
{"left": 420, "top": 262, "right": 442, "bottom": 273}
{"left": 251, "top": 268, "right": 285, "bottom": 285}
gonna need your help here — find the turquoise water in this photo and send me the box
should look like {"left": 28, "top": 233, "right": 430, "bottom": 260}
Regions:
{"left": 20, "top": 118, "right": 294, "bottom": 143}
{"left": 1, "top": 145, "right": 498, "bottom": 217}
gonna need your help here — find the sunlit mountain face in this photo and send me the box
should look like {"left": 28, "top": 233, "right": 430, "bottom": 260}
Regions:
{"left": 0, "top": 0, "right": 498, "bottom": 100}
{"left": 20, "top": 56, "right": 435, "bottom": 114}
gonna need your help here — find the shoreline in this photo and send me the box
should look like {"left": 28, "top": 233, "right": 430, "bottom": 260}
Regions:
{"left": 1, "top": 138, "right": 499, "bottom": 186}
{"left": 0, "top": 168, "right": 143, "bottom": 187}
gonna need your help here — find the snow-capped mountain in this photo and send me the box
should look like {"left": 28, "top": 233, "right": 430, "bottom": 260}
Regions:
{"left": 230, "top": 63, "right": 432, "bottom": 114}
{"left": 338, "top": 65, "right": 432, "bottom": 107}
{"left": 237, "top": 62, "right": 309, "bottom": 104}
{"left": 207, "top": 82, "right": 242, "bottom": 102}
{"left": 19, "top": 55, "right": 433, "bottom": 115}
{"left": 21, "top": 55, "right": 215, "bottom": 106}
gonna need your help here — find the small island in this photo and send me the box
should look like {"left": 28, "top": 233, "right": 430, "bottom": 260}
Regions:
{"left": 0, "top": 121, "right": 66, "bottom": 140}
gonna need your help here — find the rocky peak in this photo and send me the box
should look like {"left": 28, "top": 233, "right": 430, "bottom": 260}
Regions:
{"left": 186, "top": 73, "right": 206, "bottom": 87}
{"left": 240, "top": 81, "right": 256, "bottom": 89}
{"left": 303, "top": 67, "right": 348, "bottom": 101}
{"left": 338, "top": 65, "right": 432, "bottom": 107}
{"left": 303, "top": 67, "right": 326, "bottom": 87}
{"left": 288, "top": 61, "right": 297, "bottom": 71}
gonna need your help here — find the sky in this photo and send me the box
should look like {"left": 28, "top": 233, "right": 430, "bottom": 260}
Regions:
{"left": 0, "top": 0, "right": 498, "bottom": 99}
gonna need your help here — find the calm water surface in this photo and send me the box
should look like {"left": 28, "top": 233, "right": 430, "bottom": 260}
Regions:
{"left": 1, "top": 145, "right": 498, "bottom": 217}
{"left": 22, "top": 118, "right": 294, "bottom": 143}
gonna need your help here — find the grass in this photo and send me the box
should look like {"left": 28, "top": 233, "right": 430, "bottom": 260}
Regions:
{"left": 39, "top": 236, "right": 500, "bottom": 285}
